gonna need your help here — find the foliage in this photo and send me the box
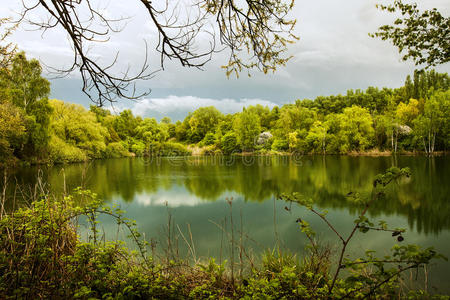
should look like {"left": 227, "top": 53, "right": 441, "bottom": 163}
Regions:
{"left": 337, "top": 106, "right": 375, "bottom": 152}
{"left": 200, "top": 132, "right": 216, "bottom": 146}
{"left": 373, "top": 1, "right": 449, "bottom": 66}
{"left": 0, "top": 52, "right": 52, "bottom": 162}
{"left": 233, "top": 108, "right": 261, "bottom": 151}
{"left": 48, "top": 134, "right": 88, "bottom": 163}
{"left": 0, "top": 102, "right": 25, "bottom": 165}
{"left": 148, "top": 142, "right": 192, "bottom": 157}
{"left": 221, "top": 132, "right": 239, "bottom": 155}
{"left": 50, "top": 100, "right": 109, "bottom": 160}
{"left": 1, "top": 49, "right": 450, "bottom": 165}
{"left": 187, "top": 106, "right": 223, "bottom": 143}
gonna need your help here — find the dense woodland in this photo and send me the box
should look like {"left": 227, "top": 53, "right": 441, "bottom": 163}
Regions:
{"left": 1, "top": 52, "right": 449, "bottom": 165}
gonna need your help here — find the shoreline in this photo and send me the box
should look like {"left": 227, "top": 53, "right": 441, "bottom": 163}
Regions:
{"left": 14, "top": 150, "right": 450, "bottom": 167}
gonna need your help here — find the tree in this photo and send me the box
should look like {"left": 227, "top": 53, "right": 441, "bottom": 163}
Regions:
{"left": 0, "top": 52, "right": 52, "bottom": 160}
{"left": 373, "top": 1, "right": 449, "bottom": 67}
{"left": 275, "top": 105, "right": 316, "bottom": 143}
{"left": 337, "top": 106, "right": 374, "bottom": 152}
{"left": 135, "top": 117, "right": 168, "bottom": 146}
{"left": 306, "top": 121, "right": 328, "bottom": 154}
{"left": 233, "top": 109, "right": 261, "bottom": 151}
{"left": 113, "top": 110, "right": 140, "bottom": 140}
{"left": 0, "top": 102, "right": 26, "bottom": 165}
{"left": 16, "top": 0, "right": 297, "bottom": 105}
{"left": 412, "top": 90, "right": 449, "bottom": 154}
{"left": 49, "top": 100, "right": 109, "bottom": 160}
{"left": 0, "top": 52, "right": 50, "bottom": 112}
{"left": 187, "top": 107, "right": 222, "bottom": 143}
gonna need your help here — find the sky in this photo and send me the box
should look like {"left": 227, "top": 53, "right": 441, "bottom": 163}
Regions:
{"left": 1, "top": 0, "right": 449, "bottom": 121}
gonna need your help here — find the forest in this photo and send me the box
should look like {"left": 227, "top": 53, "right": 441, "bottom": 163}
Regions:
{"left": 1, "top": 52, "right": 449, "bottom": 165}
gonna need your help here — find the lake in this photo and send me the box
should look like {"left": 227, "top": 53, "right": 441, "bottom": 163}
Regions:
{"left": 9, "top": 155, "right": 450, "bottom": 293}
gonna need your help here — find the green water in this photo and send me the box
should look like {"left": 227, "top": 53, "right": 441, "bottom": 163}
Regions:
{"left": 9, "top": 155, "right": 450, "bottom": 293}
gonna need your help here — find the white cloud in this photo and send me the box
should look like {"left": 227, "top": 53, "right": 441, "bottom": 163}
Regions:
{"left": 115, "top": 95, "right": 278, "bottom": 121}
{"left": 134, "top": 191, "right": 204, "bottom": 207}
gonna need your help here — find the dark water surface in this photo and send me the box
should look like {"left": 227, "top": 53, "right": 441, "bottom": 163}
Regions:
{"left": 10, "top": 156, "right": 450, "bottom": 293}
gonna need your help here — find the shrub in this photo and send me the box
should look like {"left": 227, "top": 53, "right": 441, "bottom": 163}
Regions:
{"left": 221, "top": 132, "right": 238, "bottom": 155}
{"left": 271, "top": 138, "right": 288, "bottom": 151}
{"left": 48, "top": 135, "right": 87, "bottom": 163}
{"left": 148, "top": 142, "right": 192, "bottom": 156}
{"left": 104, "top": 142, "right": 131, "bottom": 158}
{"left": 200, "top": 132, "right": 216, "bottom": 146}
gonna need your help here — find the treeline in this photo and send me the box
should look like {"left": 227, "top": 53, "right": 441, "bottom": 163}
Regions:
{"left": 1, "top": 52, "right": 449, "bottom": 165}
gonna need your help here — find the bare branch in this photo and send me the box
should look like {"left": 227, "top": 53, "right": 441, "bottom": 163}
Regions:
{"left": 12, "top": 0, "right": 297, "bottom": 105}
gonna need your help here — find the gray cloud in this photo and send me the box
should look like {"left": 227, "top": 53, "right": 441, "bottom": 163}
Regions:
{"left": 1, "top": 0, "right": 449, "bottom": 111}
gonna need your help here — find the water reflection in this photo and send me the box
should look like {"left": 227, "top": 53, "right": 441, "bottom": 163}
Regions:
{"left": 11, "top": 155, "right": 450, "bottom": 235}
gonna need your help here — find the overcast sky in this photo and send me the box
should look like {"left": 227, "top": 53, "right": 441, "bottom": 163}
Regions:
{"left": 1, "top": 0, "right": 449, "bottom": 121}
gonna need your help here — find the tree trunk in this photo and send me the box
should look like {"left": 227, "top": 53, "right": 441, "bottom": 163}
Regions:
{"left": 391, "top": 132, "right": 394, "bottom": 151}
{"left": 428, "top": 131, "right": 431, "bottom": 154}
{"left": 431, "top": 132, "right": 436, "bottom": 153}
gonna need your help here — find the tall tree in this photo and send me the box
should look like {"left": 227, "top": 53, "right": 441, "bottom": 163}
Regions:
{"left": 187, "top": 107, "right": 222, "bottom": 143}
{"left": 0, "top": 52, "right": 52, "bottom": 160}
{"left": 234, "top": 108, "right": 261, "bottom": 151}
{"left": 0, "top": 102, "right": 26, "bottom": 165}
{"left": 0, "top": 52, "right": 50, "bottom": 112}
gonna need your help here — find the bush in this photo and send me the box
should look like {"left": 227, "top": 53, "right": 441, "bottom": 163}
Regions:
{"left": 271, "top": 138, "right": 289, "bottom": 151}
{"left": 221, "top": 132, "right": 238, "bottom": 155}
{"left": 130, "top": 139, "right": 146, "bottom": 156}
{"left": 200, "top": 132, "right": 216, "bottom": 146}
{"left": 48, "top": 135, "right": 87, "bottom": 163}
{"left": 104, "top": 142, "right": 130, "bottom": 158}
{"left": 148, "top": 142, "right": 192, "bottom": 156}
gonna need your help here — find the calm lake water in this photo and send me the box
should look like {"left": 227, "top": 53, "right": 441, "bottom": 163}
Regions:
{"left": 9, "top": 155, "right": 450, "bottom": 293}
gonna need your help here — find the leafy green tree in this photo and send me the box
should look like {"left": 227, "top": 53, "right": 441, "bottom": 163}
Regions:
{"left": 0, "top": 52, "right": 50, "bottom": 112}
{"left": 135, "top": 117, "right": 168, "bottom": 146}
{"left": 113, "top": 109, "right": 140, "bottom": 140}
{"left": 337, "top": 106, "right": 374, "bottom": 152}
{"left": 373, "top": 114, "right": 390, "bottom": 150}
{"left": 0, "top": 52, "right": 52, "bottom": 160}
{"left": 246, "top": 105, "right": 272, "bottom": 130}
{"left": 412, "top": 90, "right": 449, "bottom": 153}
{"left": 306, "top": 121, "right": 328, "bottom": 154}
{"left": 187, "top": 106, "right": 222, "bottom": 143}
{"left": 24, "top": 98, "right": 53, "bottom": 158}
{"left": 161, "top": 117, "right": 171, "bottom": 124}
{"left": 89, "top": 105, "right": 122, "bottom": 143}
{"left": 0, "top": 102, "right": 26, "bottom": 165}
{"left": 373, "top": 1, "right": 449, "bottom": 66}
{"left": 233, "top": 109, "right": 261, "bottom": 151}
{"left": 49, "top": 100, "right": 109, "bottom": 161}
{"left": 277, "top": 105, "right": 316, "bottom": 134}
